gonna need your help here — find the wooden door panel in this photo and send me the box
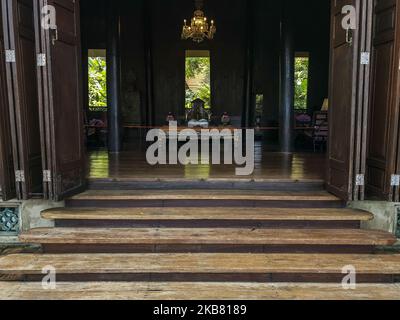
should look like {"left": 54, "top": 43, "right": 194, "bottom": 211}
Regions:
{"left": 0, "top": 7, "right": 15, "bottom": 201}
{"left": 366, "top": 0, "right": 399, "bottom": 200}
{"left": 327, "top": 0, "right": 360, "bottom": 200}
{"left": 2, "top": 0, "right": 43, "bottom": 199}
{"left": 36, "top": 0, "right": 86, "bottom": 201}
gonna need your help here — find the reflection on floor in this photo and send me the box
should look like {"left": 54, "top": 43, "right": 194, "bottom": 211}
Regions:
{"left": 88, "top": 142, "right": 326, "bottom": 181}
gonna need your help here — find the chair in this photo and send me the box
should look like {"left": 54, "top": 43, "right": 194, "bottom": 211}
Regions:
{"left": 313, "top": 111, "right": 328, "bottom": 152}
{"left": 295, "top": 113, "right": 312, "bottom": 127}
{"left": 294, "top": 113, "right": 313, "bottom": 149}
{"left": 86, "top": 110, "right": 108, "bottom": 149}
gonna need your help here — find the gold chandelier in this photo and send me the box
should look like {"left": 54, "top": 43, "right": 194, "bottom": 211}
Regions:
{"left": 182, "top": 0, "right": 216, "bottom": 43}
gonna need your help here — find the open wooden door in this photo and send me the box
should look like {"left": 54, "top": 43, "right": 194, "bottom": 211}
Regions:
{"left": 327, "top": 0, "right": 367, "bottom": 201}
{"left": 0, "top": 8, "right": 15, "bottom": 201}
{"left": 34, "top": 0, "right": 86, "bottom": 201}
{"left": 2, "top": 0, "right": 43, "bottom": 200}
{"left": 365, "top": 0, "right": 400, "bottom": 201}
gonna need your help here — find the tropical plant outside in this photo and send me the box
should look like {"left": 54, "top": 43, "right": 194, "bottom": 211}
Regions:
{"left": 185, "top": 57, "right": 211, "bottom": 109}
{"left": 88, "top": 55, "right": 306, "bottom": 114}
{"left": 88, "top": 57, "right": 107, "bottom": 109}
{"left": 294, "top": 56, "right": 309, "bottom": 111}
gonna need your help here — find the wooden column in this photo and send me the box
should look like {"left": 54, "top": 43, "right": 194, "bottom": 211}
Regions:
{"left": 144, "top": 0, "right": 155, "bottom": 127}
{"left": 107, "top": 2, "right": 122, "bottom": 153}
{"left": 243, "top": 0, "right": 254, "bottom": 128}
{"left": 279, "top": 1, "right": 294, "bottom": 152}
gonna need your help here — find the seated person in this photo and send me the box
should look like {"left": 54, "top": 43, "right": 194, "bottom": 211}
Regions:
{"left": 166, "top": 112, "right": 175, "bottom": 124}
{"left": 221, "top": 112, "right": 231, "bottom": 126}
{"left": 186, "top": 98, "right": 210, "bottom": 128}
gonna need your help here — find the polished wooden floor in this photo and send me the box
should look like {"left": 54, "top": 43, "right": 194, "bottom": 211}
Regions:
{"left": 88, "top": 143, "right": 326, "bottom": 181}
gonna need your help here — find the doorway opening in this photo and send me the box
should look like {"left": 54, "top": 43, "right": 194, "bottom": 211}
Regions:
{"left": 294, "top": 52, "right": 309, "bottom": 112}
{"left": 86, "top": 49, "right": 108, "bottom": 150}
{"left": 293, "top": 52, "right": 328, "bottom": 154}
{"left": 185, "top": 50, "right": 211, "bottom": 108}
{"left": 80, "top": 0, "right": 330, "bottom": 183}
{"left": 185, "top": 50, "right": 211, "bottom": 122}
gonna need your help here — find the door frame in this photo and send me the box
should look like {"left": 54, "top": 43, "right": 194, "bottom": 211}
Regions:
{"left": 34, "top": 0, "right": 87, "bottom": 202}
{"left": 0, "top": 4, "right": 15, "bottom": 201}
{"left": 353, "top": 0, "right": 374, "bottom": 201}
{"left": 391, "top": 0, "right": 400, "bottom": 203}
{"left": 326, "top": 0, "right": 372, "bottom": 201}
{"left": 1, "top": 0, "right": 44, "bottom": 200}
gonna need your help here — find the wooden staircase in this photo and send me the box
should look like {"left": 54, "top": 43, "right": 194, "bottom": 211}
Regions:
{"left": 1, "top": 189, "right": 399, "bottom": 300}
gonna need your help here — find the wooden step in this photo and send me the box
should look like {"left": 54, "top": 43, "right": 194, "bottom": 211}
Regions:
{"left": 20, "top": 228, "right": 393, "bottom": 246}
{"left": 88, "top": 178, "right": 325, "bottom": 192}
{"left": 68, "top": 190, "right": 340, "bottom": 201}
{"left": 41, "top": 207, "right": 373, "bottom": 229}
{"left": 1, "top": 253, "right": 400, "bottom": 283}
{"left": 1, "top": 282, "right": 400, "bottom": 300}
{"left": 42, "top": 207, "right": 373, "bottom": 221}
{"left": 65, "top": 190, "right": 344, "bottom": 208}
{"left": 19, "top": 228, "right": 396, "bottom": 254}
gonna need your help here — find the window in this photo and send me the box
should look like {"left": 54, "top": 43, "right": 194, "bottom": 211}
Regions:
{"left": 294, "top": 53, "right": 309, "bottom": 111}
{"left": 88, "top": 49, "right": 107, "bottom": 112}
{"left": 185, "top": 50, "right": 211, "bottom": 110}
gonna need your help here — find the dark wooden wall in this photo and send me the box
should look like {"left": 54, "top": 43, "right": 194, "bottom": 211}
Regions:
{"left": 120, "top": 0, "right": 147, "bottom": 126}
{"left": 208, "top": 0, "right": 247, "bottom": 121}
{"left": 292, "top": 1, "right": 331, "bottom": 113}
{"left": 253, "top": 0, "right": 281, "bottom": 126}
{"left": 150, "top": 0, "right": 187, "bottom": 125}
{"left": 80, "top": 0, "right": 107, "bottom": 122}
{"left": 148, "top": 0, "right": 248, "bottom": 125}
{"left": 80, "top": 0, "right": 107, "bottom": 48}
{"left": 80, "top": 0, "right": 330, "bottom": 127}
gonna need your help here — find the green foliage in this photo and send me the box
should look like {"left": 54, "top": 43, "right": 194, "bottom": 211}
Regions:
{"left": 185, "top": 88, "right": 196, "bottom": 108}
{"left": 185, "top": 57, "right": 210, "bottom": 79}
{"left": 185, "top": 57, "right": 211, "bottom": 109}
{"left": 88, "top": 57, "right": 107, "bottom": 108}
{"left": 294, "top": 57, "right": 309, "bottom": 110}
{"left": 197, "top": 84, "right": 211, "bottom": 109}
{"left": 255, "top": 94, "right": 264, "bottom": 117}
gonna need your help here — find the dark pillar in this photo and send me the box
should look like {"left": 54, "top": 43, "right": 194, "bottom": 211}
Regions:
{"left": 279, "top": 1, "right": 294, "bottom": 152}
{"left": 107, "top": 2, "right": 122, "bottom": 153}
{"left": 144, "top": 0, "right": 154, "bottom": 127}
{"left": 243, "top": 0, "right": 254, "bottom": 128}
